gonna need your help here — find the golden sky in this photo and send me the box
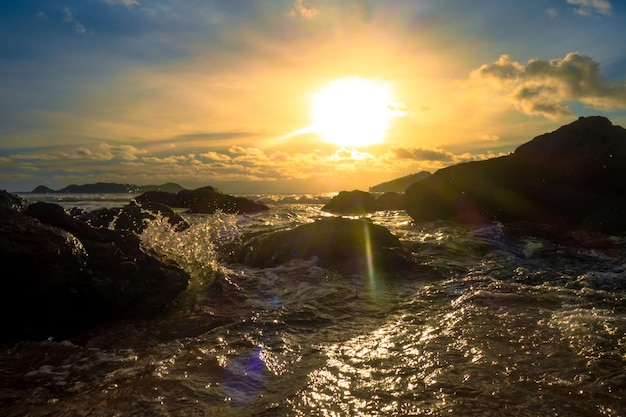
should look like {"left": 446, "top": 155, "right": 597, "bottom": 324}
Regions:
{"left": 2, "top": 0, "right": 626, "bottom": 192}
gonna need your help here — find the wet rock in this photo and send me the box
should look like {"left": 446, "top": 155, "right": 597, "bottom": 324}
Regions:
{"left": 405, "top": 116, "right": 626, "bottom": 232}
{"left": 321, "top": 190, "right": 379, "bottom": 214}
{"left": 1, "top": 203, "right": 189, "bottom": 342}
{"left": 376, "top": 192, "right": 405, "bottom": 210}
{"left": 235, "top": 217, "right": 409, "bottom": 272}
{"left": 77, "top": 201, "right": 189, "bottom": 233}
{"left": 135, "top": 185, "right": 269, "bottom": 214}
{"left": 0, "top": 189, "right": 26, "bottom": 211}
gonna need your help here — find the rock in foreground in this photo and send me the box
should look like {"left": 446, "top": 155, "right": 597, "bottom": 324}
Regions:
{"left": 0, "top": 202, "right": 189, "bottom": 342}
{"left": 405, "top": 116, "right": 626, "bottom": 232}
{"left": 235, "top": 217, "right": 409, "bottom": 272}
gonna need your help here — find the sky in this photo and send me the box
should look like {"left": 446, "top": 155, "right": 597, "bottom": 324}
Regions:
{"left": 2, "top": 0, "right": 626, "bottom": 193}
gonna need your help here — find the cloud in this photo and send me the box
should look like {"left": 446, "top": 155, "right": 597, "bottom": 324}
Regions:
{"left": 288, "top": 0, "right": 319, "bottom": 20}
{"left": 200, "top": 151, "right": 232, "bottom": 162}
{"left": 101, "top": 0, "right": 140, "bottom": 6}
{"left": 546, "top": 8, "right": 559, "bottom": 18}
{"left": 470, "top": 52, "right": 626, "bottom": 118}
{"left": 330, "top": 148, "right": 374, "bottom": 161}
{"left": 9, "top": 143, "right": 146, "bottom": 162}
{"left": 567, "top": 0, "right": 612, "bottom": 16}
{"left": 388, "top": 147, "right": 456, "bottom": 162}
{"left": 62, "top": 7, "right": 86, "bottom": 34}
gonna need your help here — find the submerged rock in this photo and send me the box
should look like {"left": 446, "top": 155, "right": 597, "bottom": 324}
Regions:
{"left": 405, "top": 116, "right": 626, "bottom": 232}
{"left": 321, "top": 190, "right": 379, "bottom": 214}
{"left": 1, "top": 201, "right": 189, "bottom": 342}
{"left": 235, "top": 217, "right": 409, "bottom": 272}
{"left": 135, "top": 185, "right": 269, "bottom": 214}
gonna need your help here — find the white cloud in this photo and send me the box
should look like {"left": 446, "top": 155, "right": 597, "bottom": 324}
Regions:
{"left": 101, "top": 0, "right": 140, "bottom": 6}
{"left": 566, "top": 0, "right": 612, "bottom": 16}
{"left": 62, "top": 7, "right": 86, "bottom": 34}
{"left": 200, "top": 151, "right": 232, "bottom": 162}
{"left": 546, "top": 8, "right": 559, "bottom": 18}
{"left": 288, "top": 0, "right": 319, "bottom": 20}
{"left": 470, "top": 52, "right": 626, "bottom": 118}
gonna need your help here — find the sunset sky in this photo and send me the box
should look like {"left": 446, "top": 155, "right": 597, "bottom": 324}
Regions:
{"left": 2, "top": 0, "right": 626, "bottom": 193}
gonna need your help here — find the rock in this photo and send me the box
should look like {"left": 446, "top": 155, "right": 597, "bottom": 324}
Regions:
{"left": 376, "top": 192, "right": 405, "bottom": 210}
{"left": 0, "top": 203, "right": 189, "bottom": 342}
{"left": 405, "top": 116, "right": 626, "bottom": 232}
{"left": 235, "top": 217, "right": 409, "bottom": 272}
{"left": 369, "top": 171, "right": 432, "bottom": 193}
{"left": 30, "top": 185, "right": 54, "bottom": 193}
{"left": 29, "top": 182, "right": 185, "bottom": 194}
{"left": 322, "top": 190, "right": 379, "bottom": 214}
{"left": 77, "top": 201, "right": 189, "bottom": 233}
{"left": 0, "top": 190, "right": 27, "bottom": 211}
{"left": 135, "top": 185, "right": 269, "bottom": 214}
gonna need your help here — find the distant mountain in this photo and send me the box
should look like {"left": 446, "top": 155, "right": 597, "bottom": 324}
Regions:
{"left": 369, "top": 171, "right": 432, "bottom": 193}
{"left": 31, "top": 185, "right": 55, "bottom": 193}
{"left": 29, "top": 182, "right": 185, "bottom": 194}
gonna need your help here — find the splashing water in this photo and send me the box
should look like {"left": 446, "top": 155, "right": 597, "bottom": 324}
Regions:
{"left": 140, "top": 211, "right": 240, "bottom": 288}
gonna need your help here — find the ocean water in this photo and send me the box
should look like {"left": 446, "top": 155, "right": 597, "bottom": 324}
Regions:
{"left": 2, "top": 194, "right": 626, "bottom": 416}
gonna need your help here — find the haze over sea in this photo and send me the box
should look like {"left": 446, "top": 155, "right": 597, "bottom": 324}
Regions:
{"left": 2, "top": 192, "right": 625, "bottom": 416}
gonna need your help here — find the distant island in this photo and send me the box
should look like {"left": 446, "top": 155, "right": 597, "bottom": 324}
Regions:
{"left": 369, "top": 171, "right": 432, "bottom": 193}
{"left": 29, "top": 182, "right": 185, "bottom": 194}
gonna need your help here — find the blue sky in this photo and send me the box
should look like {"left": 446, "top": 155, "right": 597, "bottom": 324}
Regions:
{"left": 2, "top": 0, "right": 626, "bottom": 192}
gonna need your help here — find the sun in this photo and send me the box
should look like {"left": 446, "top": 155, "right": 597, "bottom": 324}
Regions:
{"left": 310, "top": 78, "right": 401, "bottom": 147}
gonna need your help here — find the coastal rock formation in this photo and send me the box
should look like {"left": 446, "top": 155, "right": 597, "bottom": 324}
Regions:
{"left": 75, "top": 201, "right": 189, "bottom": 234}
{"left": 321, "top": 190, "right": 379, "bottom": 214}
{"left": 0, "top": 189, "right": 26, "bottom": 211}
{"left": 376, "top": 192, "right": 405, "bottom": 210}
{"left": 369, "top": 171, "right": 432, "bottom": 193}
{"left": 30, "top": 185, "right": 54, "bottom": 193}
{"left": 1, "top": 201, "right": 189, "bottom": 342}
{"left": 405, "top": 116, "right": 626, "bottom": 232}
{"left": 29, "top": 182, "right": 185, "bottom": 194}
{"left": 136, "top": 185, "right": 269, "bottom": 214}
{"left": 235, "top": 217, "right": 408, "bottom": 271}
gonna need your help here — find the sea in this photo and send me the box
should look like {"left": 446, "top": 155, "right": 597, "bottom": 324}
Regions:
{"left": 1, "top": 193, "right": 625, "bottom": 417}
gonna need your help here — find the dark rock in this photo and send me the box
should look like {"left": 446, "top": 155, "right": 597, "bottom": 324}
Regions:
{"left": 79, "top": 201, "right": 189, "bottom": 233}
{"left": 1, "top": 203, "right": 189, "bottom": 342}
{"left": 369, "top": 171, "right": 432, "bottom": 193}
{"left": 376, "top": 192, "right": 405, "bottom": 210}
{"left": 30, "top": 185, "right": 54, "bottom": 193}
{"left": 135, "top": 185, "right": 270, "bottom": 214}
{"left": 235, "top": 217, "right": 409, "bottom": 272}
{"left": 30, "top": 182, "right": 185, "bottom": 194}
{"left": 0, "top": 190, "right": 27, "bottom": 211}
{"left": 405, "top": 116, "right": 626, "bottom": 232}
{"left": 321, "top": 190, "right": 379, "bottom": 214}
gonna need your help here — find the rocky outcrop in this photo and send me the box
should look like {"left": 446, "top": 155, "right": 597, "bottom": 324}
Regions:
{"left": 369, "top": 171, "right": 432, "bottom": 193}
{"left": 30, "top": 185, "right": 54, "bottom": 193}
{"left": 75, "top": 201, "right": 189, "bottom": 234}
{"left": 135, "top": 185, "right": 270, "bottom": 214}
{"left": 29, "top": 182, "right": 185, "bottom": 194}
{"left": 235, "top": 217, "right": 409, "bottom": 272}
{"left": 321, "top": 190, "right": 379, "bottom": 214}
{"left": 376, "top": 192, "right": 405, "bottom": 210}
{"left": 0, "top": 189, "right": 26, "bottom": 211}
{"left": 405, "top": 116, "right": 626, "bottom": 232}
{"left": 1, "top": 201, "right": 189, "bottom": 342}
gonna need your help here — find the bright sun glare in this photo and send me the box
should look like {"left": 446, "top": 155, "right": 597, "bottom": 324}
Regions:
{"left": 310, "top": 78, "right": 401, "bottom": 147}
